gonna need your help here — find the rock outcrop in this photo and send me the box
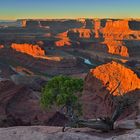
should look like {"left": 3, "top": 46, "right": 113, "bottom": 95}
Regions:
{"left": 90, "top": 61, "right": 140, "bottom": 94}
{"left": 68, "top": 28, "right": 94, "bottom": 39}
{"left": 101, "top": 19, "right": 140, "bottom": 41}
{"left": 0, "top": 126, "right": 140, "bottom": 140}
{"left": 55, "top": 39, "right": 71, "bottom": 47}
{"left": 11, "top": 43, "right": 45, "bottom": 57}
{"left": 55, "top": 32, "right": 71, "bottom": 47}
{"left": 102, "top": 20, "right": 131, "bottom": 40}
{"left": 103, "top": 20, "right": 130, "bottom": 32}
{"left": 103, "top": 40, "right": 129, "bottom": 57}
{"left": 82, "top": 61, "right": 140, "bottom": 119}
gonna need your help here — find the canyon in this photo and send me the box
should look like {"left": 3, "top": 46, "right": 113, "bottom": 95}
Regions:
{"left": 1, "top": 18, "right": 140, "bottom": 59}
{"left": 0, "top": 18, "right": 140, "bottom": 139}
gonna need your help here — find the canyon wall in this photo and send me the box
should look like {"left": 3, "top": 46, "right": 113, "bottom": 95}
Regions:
{"left": 103, "top": 20, "right": 130, "bottom": 32}
{"left": 129, "top": 20, "right": 140, "bottom": 30}
{"left": 102, "top": 20, "right": 140, "bottom": 40}
{"left": 102, "top": 20, "right": 131, "bottom": 40}
{"left": 90, "top": 61, "right": 140, "bottom": 94}
{"left": 104, "top": 40, "right": 129, "bottom": 57}
{"left": 94, "top": 20, "right": 101, "bottom": 38}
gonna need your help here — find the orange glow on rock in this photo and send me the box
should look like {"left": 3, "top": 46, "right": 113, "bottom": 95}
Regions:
{"left": 94, "top": 20, "right": 101, "bottom": 38}
{"left": 103, "top": 40, "right": 129, "bottom": 57}
{"left": 102, "top": 20, "right": 132, "bottom": 40}
{"left": 11, "top": 43, "right": 45, "bottom": 57}
{"left": 55, "top": 31, "right": 71, "bottom": 47}
{"left": 103, "top": 20, "right": 130, "bottom": 32}
{"left": 55, "top": 39, "right": 71, "bottom": 47}
{"left": 91, "top": 61, "right": 140, "bottom": 95}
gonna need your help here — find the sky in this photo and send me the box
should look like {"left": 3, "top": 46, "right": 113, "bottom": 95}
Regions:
{"left": 0, "top": 0, "right": 140, "bottom": 20}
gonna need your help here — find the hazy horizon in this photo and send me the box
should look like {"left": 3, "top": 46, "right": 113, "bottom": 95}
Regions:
{"left": 1, "top": 18, "right": 140, "bottom": 22}
{"left": 0, "top": 0, "right": 140, "bottom": 20}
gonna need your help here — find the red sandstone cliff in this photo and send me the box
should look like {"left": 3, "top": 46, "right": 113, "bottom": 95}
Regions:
{"left": 100, "top": 20, "right": 140, "bottom": 56}
{"left": 94, "top": 20, "right": 101, "bottom": 38}
{"left": 55, "top": 39, "right": 71, "bottom": 47}
{"left": 104, "top": 20, "right": 130, "bottom": 32}
{"left": 11, "top": 43, "right": 45, "bottom": 57}
{"left": 103, "top": 40, "right": 129, "bottom": 57}
{"left": 91, "top": 61, "right": 140, "bottom": 95}
{"left": 55, "top": 32, "right": 71, "bottom": 47}
{"left": 102, "top": 20, "right": 132, "bottom": 40}
{"left": 82, "top": 61, "right": 140, "bottom": 119}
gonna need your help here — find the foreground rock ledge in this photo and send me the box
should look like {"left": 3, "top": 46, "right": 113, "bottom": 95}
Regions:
{"left": 0, "top": 126, "right": 139, "bottom": 140}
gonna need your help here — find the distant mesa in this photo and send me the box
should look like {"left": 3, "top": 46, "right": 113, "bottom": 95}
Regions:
{"left": 103, "top": 20, "right": 131, "bottom": 32}
{"left": 1, "top": 18, "right": 140, "bottom": 58}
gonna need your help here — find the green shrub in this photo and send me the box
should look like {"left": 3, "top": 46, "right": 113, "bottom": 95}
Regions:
{"left": 40, "top": 75, "right": 84, "bottom": 116}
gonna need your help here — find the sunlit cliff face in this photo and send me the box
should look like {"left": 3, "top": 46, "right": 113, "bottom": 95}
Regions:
{"left": 103, "top": 20, "right": 130, "bottom": 32}
{"left": 55, "top": 39, "right": 71, "bottom": 47}
{"left": 10, "top": 43, "right": 62, "bottom": 61}
{"left": 102, "top": 20, "right": 131, "bottom": 38}
{"left": 103, "top": 40, "right": 129, "bottom": 57}
{"left": 91, "top": 61, "right": 140, "bottom": 95}
{"left": 55, "top": 31, "right": 71, "bottom": 47}
{"left": 11, "top": 43, "right": 45, "bottom": 57}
